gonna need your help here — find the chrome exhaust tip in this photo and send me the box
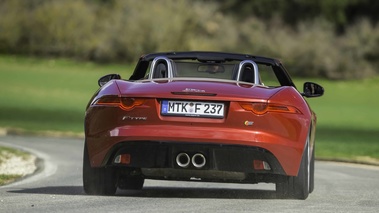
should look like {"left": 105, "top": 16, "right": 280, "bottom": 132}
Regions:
{"left": 192, "top": 153, "right": 206, "bottom": 168}
{"left": 176, "top": 153, "right": 190, "bottom": 168}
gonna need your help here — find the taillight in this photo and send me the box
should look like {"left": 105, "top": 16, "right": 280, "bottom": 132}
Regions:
{"left": 239, "top": 102, "right": 301, "bottom": 115}
{"left": 94, "top": 95, "right": 145, "bottom": 111}
{"left": 119, "top": 98, "right": 145, "bottom": 110}
{"left": 95, "top": 96, "right": 120, "bottom": 105}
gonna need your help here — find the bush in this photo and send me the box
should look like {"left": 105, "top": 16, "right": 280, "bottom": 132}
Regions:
{"left": 0, "top": 0, "right": 28, "bottom": 52}
{"left": 234, "top": 17, "right": 379, "bottom": 79}
{"left": 87, "top": 0, "right": 239, "bottom": 62}
{"left": 0, "top": 0, "right": 378, "bottom": 79}
{"left": 29, "top": 0, "right": 96, "bottom": 57}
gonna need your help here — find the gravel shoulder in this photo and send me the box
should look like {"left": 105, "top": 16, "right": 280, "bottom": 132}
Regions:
{"left": 0, "top": 149, "right": 37, "bottom": 176}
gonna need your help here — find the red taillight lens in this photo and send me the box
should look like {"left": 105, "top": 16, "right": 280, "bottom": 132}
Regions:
{"left": 120, "top": 98, "right": 145, "bottom": 110}
{"left": 267, "top": 104, "right": 301, "bottom": 114}
{"left": 239, "top": 102, "right": 301, "bottom": 115}
{"left": 240, "top": 102, "right": 268, "bottom": 115}
{"left": 94, "top": 95, "right": 145, "bottom": 111}
{"left": 95, "top": 96, "right": 120, "bottom": 105}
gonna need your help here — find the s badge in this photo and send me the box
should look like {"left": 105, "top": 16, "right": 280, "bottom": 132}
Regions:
{"left": 244, "top": 121, "right": 254, "bottom": 126}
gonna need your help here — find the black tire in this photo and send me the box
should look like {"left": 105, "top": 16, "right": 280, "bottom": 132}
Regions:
{"left": 276, "top": 139, "right": 310, "bottom": 200}
{"left": 118, "top": 175, "right": 145, "bottom": 190}
{"left": 83, "top": 142, "right": 117, "bottom": 195}
{"left": 309, "top": 144, "right": 315, "bottom": 194}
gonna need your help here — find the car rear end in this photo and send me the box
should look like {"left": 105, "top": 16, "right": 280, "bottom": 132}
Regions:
{"left": 85, "top": 79, "right": 311, "bottom": 184}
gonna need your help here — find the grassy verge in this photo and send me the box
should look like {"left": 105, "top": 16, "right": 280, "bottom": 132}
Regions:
{"left": 301, "top": 78, "right": 379, "bottom": 163}
{"left": 0, "top": 174, "right": 22, "bottom": 185}
{"left": 0, "top": 55, "right": 378, "bottom": 164}
{"left": 0, "top": 146, "right": 30, "bottom": 185}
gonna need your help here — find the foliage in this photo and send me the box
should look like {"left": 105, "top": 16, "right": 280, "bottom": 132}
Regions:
{"left": 217, "top": 0, "right": 379, "bottom": 33}
{"left": 0, "top": 0, "right": 379, "bottom": 79}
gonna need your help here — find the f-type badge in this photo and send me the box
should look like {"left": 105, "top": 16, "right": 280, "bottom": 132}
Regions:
{"left": 122, "top": 116, "right": 147, "bottom": 121}
{"left": 183, "top": 88, "right": 205, "bottom": 93}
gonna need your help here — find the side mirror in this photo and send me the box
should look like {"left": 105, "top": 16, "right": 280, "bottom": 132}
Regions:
{"left": 98, "top": 74, "right": 121, "bottom": 87}
{"left": 302, "top": 82, "right": 324, "bottom": 98}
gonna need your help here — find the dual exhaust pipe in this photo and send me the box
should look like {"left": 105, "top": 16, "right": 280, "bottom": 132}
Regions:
{"left": 176, "top": 152, "right": 206, "bottom": 169}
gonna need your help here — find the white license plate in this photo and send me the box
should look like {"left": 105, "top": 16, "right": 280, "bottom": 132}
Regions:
{"left": 161, "top": 100, "right": 224, "bottom": 118}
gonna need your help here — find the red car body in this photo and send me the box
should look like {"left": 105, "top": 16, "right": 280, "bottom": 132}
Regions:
{"left": 83, "top": 52, "right": 324, "bottom": 199}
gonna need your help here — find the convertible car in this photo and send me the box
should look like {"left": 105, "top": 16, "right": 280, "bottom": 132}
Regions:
{"left": 83, "top": 51, "right": 324, "bottom": 199}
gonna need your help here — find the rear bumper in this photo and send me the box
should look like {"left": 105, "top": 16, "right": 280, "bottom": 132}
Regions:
{"left": 86, "top": 125, "right": 305, "bottom": 176}
{"left": 98, "top": 141, "right": 286, "bottom": 177}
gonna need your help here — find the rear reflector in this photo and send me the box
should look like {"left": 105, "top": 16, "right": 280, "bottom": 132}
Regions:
{"left": 114, "top": 154, "right": 131, "bottom": 164}
{"left": 253, "top": 160, "right": 271, "bottom": 171}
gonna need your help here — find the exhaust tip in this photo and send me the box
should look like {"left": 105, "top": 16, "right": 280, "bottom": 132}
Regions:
{"left": 192, "top": 153, "right": 206, "bottom": 168}
{"left": 176, "top": 153, "right": 190, "bottom": 168}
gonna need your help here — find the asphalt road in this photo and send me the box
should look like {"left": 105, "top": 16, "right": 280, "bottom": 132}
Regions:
{"left": 0, "top": 135, "right": 379, "bottom": 213}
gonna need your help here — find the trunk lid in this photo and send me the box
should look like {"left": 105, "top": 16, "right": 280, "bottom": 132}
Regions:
{"left": 116, "top": 79, "right": 282, "bottom": 101}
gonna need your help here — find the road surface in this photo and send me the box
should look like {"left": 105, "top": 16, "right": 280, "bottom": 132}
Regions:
{"left": 0, "top": 135, "right": 378, "bottom": 212}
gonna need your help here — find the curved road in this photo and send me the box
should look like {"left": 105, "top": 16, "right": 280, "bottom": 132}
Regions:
{"left": 0, "top": 135, "right": 379, "bottom": 212}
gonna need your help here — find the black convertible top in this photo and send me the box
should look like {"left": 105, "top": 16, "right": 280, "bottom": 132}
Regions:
{"left": 129, "top": 51, "right": 295, "bottom": 87}
{"left": 139, "top": 51, "right": 282, "bottom": 65}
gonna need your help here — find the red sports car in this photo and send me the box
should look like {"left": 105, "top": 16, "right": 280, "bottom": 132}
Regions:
{"left": 83, "top": 51, "right": 324, "bottom": 199}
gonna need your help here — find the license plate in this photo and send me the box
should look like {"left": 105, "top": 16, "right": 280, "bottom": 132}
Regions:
{"left": 161, "top": 100, "right": 225, "bottom": 118}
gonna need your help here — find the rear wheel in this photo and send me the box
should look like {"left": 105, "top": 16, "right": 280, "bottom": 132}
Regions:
{"left": 276, "top": 138, "right": 310, "bottom": 200}
{"left": 83, "top": 142, "right": 117, "bottom": 195}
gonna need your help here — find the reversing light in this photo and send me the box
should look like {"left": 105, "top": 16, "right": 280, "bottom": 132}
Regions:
{"left": 114, "top": 154, "right": 131, "bottom": 164}
{"left": 253, "top": 160, "right": 271, "bottom": 171}
{"left": 239, "top": 102, "right": 301, "bottom": 115}
{"left": 94, "top": 95, "right": 145, "bottom": 111}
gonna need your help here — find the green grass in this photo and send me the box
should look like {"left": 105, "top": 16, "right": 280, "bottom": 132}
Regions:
{"left": 0, "top": 55, "right": 134, "bottom": 132}
{"left": 0, "top": 174, "right": 22, "bottom": 185}
{"left": 0, "top": 55, "right": 378, "bottom": 163}
{"left": 296, "top": 78, "right": 379, "bottom": 162}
